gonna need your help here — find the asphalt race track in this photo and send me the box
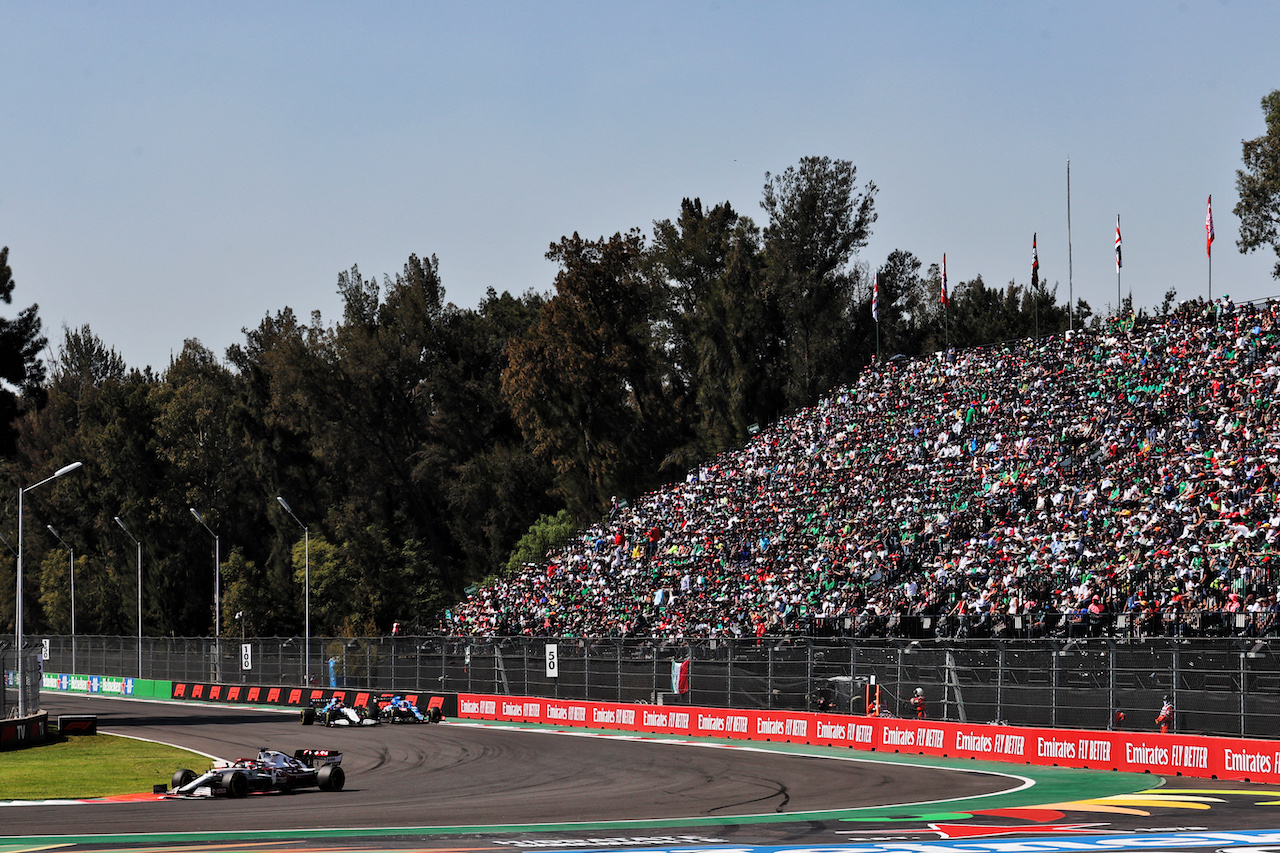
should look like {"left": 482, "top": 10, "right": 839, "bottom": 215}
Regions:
{"left": 8, "top": 693, "right": 1280, "bottom": 853}
{"left": 11, "top": 693, "right": 1011, "bottom": 833}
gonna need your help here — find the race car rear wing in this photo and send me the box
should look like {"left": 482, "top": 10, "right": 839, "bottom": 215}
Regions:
{"left": 294, "top": 748, "right": 342, "bottom": 766}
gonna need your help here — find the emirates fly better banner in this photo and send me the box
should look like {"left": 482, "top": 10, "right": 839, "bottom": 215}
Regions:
{"left": 456, "top": 693, "right": 1280, "bottom": 783}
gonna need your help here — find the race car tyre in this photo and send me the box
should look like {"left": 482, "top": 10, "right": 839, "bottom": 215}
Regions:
{"left": 317, "top": 764, "right": 345, "bottom": 792}
{"left": 221, "top": 770, "right": 249, "bottom": 799}
{"left": 300, "top": 707, "right": 315, "bottom": 725}
{"left": 428, "top": 706, "right": 443, "bottom": 723}
{"left": 171, "top": 768, "right": 196, "bottom": 789}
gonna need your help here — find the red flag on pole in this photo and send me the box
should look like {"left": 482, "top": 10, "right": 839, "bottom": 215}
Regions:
{"left": 1115, "top": 217, "right": 1122, "bottom": 271}
{"left": 1032, "top": 233, "right": 1039, "bottom": 283}
{"left": 872, "top": 272, "right": 879, "bottom": 322}
{"left": 1206, "top": 195, "right": 1215, "bottom": 257}
{"left": 941, "top": 254, "right": 949, "bottom": 306}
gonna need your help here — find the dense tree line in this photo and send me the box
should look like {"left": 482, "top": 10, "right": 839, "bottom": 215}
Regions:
{"left": 1, "top": 156, "right": 1111, "bottom": 639}
{"left": 1236, "top": 89, "right": 1280, "bottom": 280}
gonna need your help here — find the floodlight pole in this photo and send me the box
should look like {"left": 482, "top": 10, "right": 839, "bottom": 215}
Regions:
{"left": 16, "top": 462, "right": 83, "bottom": 717}
{"left": 113, "top": 516, "right": 142, "bottom": 675}
{"left": 277, "top": 496, "right": 310, "bottom": 685}
{"left": 190, "top": 508, "right": 221, "bottom": 683}
{"left": 47, "top": 524, "right": 75, "bottom": 673}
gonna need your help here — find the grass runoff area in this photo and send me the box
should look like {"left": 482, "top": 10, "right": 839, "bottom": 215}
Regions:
{"left": 0, "top": 730, "right": 207, "bottom": 800}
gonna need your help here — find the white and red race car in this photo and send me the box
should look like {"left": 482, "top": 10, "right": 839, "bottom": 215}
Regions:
{"left": 163, "top": 748, "right": 345, "bottom": 798}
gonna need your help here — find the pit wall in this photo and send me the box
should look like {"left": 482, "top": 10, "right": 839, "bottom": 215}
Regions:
{"left": 456, "top": 692, "right": 1280, "bottom": 785}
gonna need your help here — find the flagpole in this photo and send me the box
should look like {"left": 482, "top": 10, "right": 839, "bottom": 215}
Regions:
{"left": 873, "top": 273, "right": 880, "bottom": 362}
{"left": 1032, "top": 232, "right": 1039, "bottom": 339}
{"left": 1116, "top": 214, "right": 1122, "bottom": 317}
{"left": 1207, "top": 194, "right": 1214, "bottom": 303}
{"left": 941, "top": 253, "right": 949, "bottom": 350}
{"left": 1067, "top": 159, "right": 1073, "bottom": 332}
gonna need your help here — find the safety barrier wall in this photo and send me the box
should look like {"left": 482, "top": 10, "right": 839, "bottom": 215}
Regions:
{"left": 38, "top": 671, "right": 455, "bottom": 717}
{"left": 164, "top": 680, "right": 458, "bottom": 718}
{"left": 456, "top": 692, "right": 1280, "bottom": 785}
{"left": 0, "top": 712, "right": 48, "bottom": 749}
{"left": 169, "top": 681, "right": 392, "bottom": 710}
{"left": 40, "top": 672, "right": 171, "bottom": 700}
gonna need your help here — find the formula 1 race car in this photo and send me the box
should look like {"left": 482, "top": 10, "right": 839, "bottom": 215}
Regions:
{"left": 300, "top": 697, "right": 380, "bottom": 727}
{"left": 163, "top": 748, "right": 344, "bottom": 798}
{"left": 374, "top": 693, "right": 443, "bottom": 723}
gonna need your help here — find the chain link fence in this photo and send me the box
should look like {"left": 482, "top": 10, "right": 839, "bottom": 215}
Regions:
{"left": 2, "top": 646, "right": 43, "bottom": 719}
{"left": 32, "top": 634, "right": 1280, "bottom": 737}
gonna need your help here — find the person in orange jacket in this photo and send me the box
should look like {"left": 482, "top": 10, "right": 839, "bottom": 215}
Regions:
{"left": 910, "top": 687, "right": 927, "bottom": 720}
{"left": 1156, "top": 695, "right": 1174, "bottom": 733}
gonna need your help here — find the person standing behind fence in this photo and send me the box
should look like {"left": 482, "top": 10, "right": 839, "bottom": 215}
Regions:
{"left": 1156, "top": 695, "right": 1174, "bottom": 733}
{"left": 910, "top": 687, "right": 927, "bottom": 719}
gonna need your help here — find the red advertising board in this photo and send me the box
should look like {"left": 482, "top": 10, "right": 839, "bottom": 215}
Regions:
{"left": 455, "top": 693, "right": 1280, "bottom": 784}
{"left": 165, "top": 681, "right": 454, "bottom": 718}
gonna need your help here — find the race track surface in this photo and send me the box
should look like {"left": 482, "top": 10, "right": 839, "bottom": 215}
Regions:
{"left": 10, "top": 693, "right": 1012, "bottom": 836}
{"left": 8, "top": 693, "right": 1280, "bottom": 853}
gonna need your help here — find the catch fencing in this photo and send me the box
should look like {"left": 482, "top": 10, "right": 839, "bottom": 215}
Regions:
{"left": 1, "top": 647, "right": 43, "bottom": 719}
{"left": 30, "top": 634, "right": 1280, "bottom": 738}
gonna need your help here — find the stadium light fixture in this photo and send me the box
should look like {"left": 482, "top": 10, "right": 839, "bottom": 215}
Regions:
{"left": 190, "top": 507, "right": 221, "bottom": 682}
{"left": 15, "top": 461, "right": 82, "bottom": 716}
{"left": 46, "top": 524, "right": 76, "bottom": 673}
{"left": 113, "top": 515, "right": 143, "bottom": 675}
{"left": 277, "top": 496, "right": 310, "bottom": 685}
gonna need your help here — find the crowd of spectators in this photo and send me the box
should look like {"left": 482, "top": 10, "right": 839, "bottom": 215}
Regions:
{"left": 441, "top": 297, "right": 1280, "bottom": 641}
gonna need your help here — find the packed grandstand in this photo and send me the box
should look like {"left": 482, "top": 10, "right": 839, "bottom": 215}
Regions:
{"left": 442, "top": 297, "right": 1280, "bottom": 641}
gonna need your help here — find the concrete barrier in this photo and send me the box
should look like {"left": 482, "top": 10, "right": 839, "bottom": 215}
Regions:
{"left": 0, "top": 712, "right": 49, "bottom": 750}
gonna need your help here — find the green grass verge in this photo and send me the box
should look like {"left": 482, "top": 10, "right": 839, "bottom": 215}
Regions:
{"left": 0, "top": 731, "right": 208, "bottom": 800}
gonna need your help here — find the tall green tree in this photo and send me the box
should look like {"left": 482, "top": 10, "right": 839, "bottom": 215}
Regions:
{"left": 227, "top": 306, "right": 323, "bottom": 636}
{"left": 150, "top": 340, "right": 245, "bottom": 634}
{"left": 313, "top": 256, "right": 460, "bottom": 621}
{"left": 650, "top": 198, "right": 768, "bottom": 462}
{"left": 872, "top": 249, "right": 930, "bottom": 357}
{"left": 0, "top": 247, "right": 48, "bottom": 455}
{"left": 760, "top": 156, "right": 878, "bottom": 408}
{"left": 435, "top": 288, "right": 557, "bottom": 583}
{"left": 504, "top": 231, "right": 676, "bottom": 518}
{"left": 1235, "top": 90, "right": 1280, "bottom": 279}
{"left": 9, "top": 326, "right": 157, "bottom": 636}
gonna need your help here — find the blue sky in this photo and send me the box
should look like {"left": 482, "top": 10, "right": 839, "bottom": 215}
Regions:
{"left": 3, "top": 1, "right": 1279, "bottom": 372}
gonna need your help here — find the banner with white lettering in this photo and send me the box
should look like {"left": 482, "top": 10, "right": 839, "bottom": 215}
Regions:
{"left": 454, "top": 692, "right": 1280, "bottom": 784}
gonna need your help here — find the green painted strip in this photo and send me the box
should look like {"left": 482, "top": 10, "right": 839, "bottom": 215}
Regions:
{"left": 1, "top": 720, "right": 1160, "bottom": 844}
